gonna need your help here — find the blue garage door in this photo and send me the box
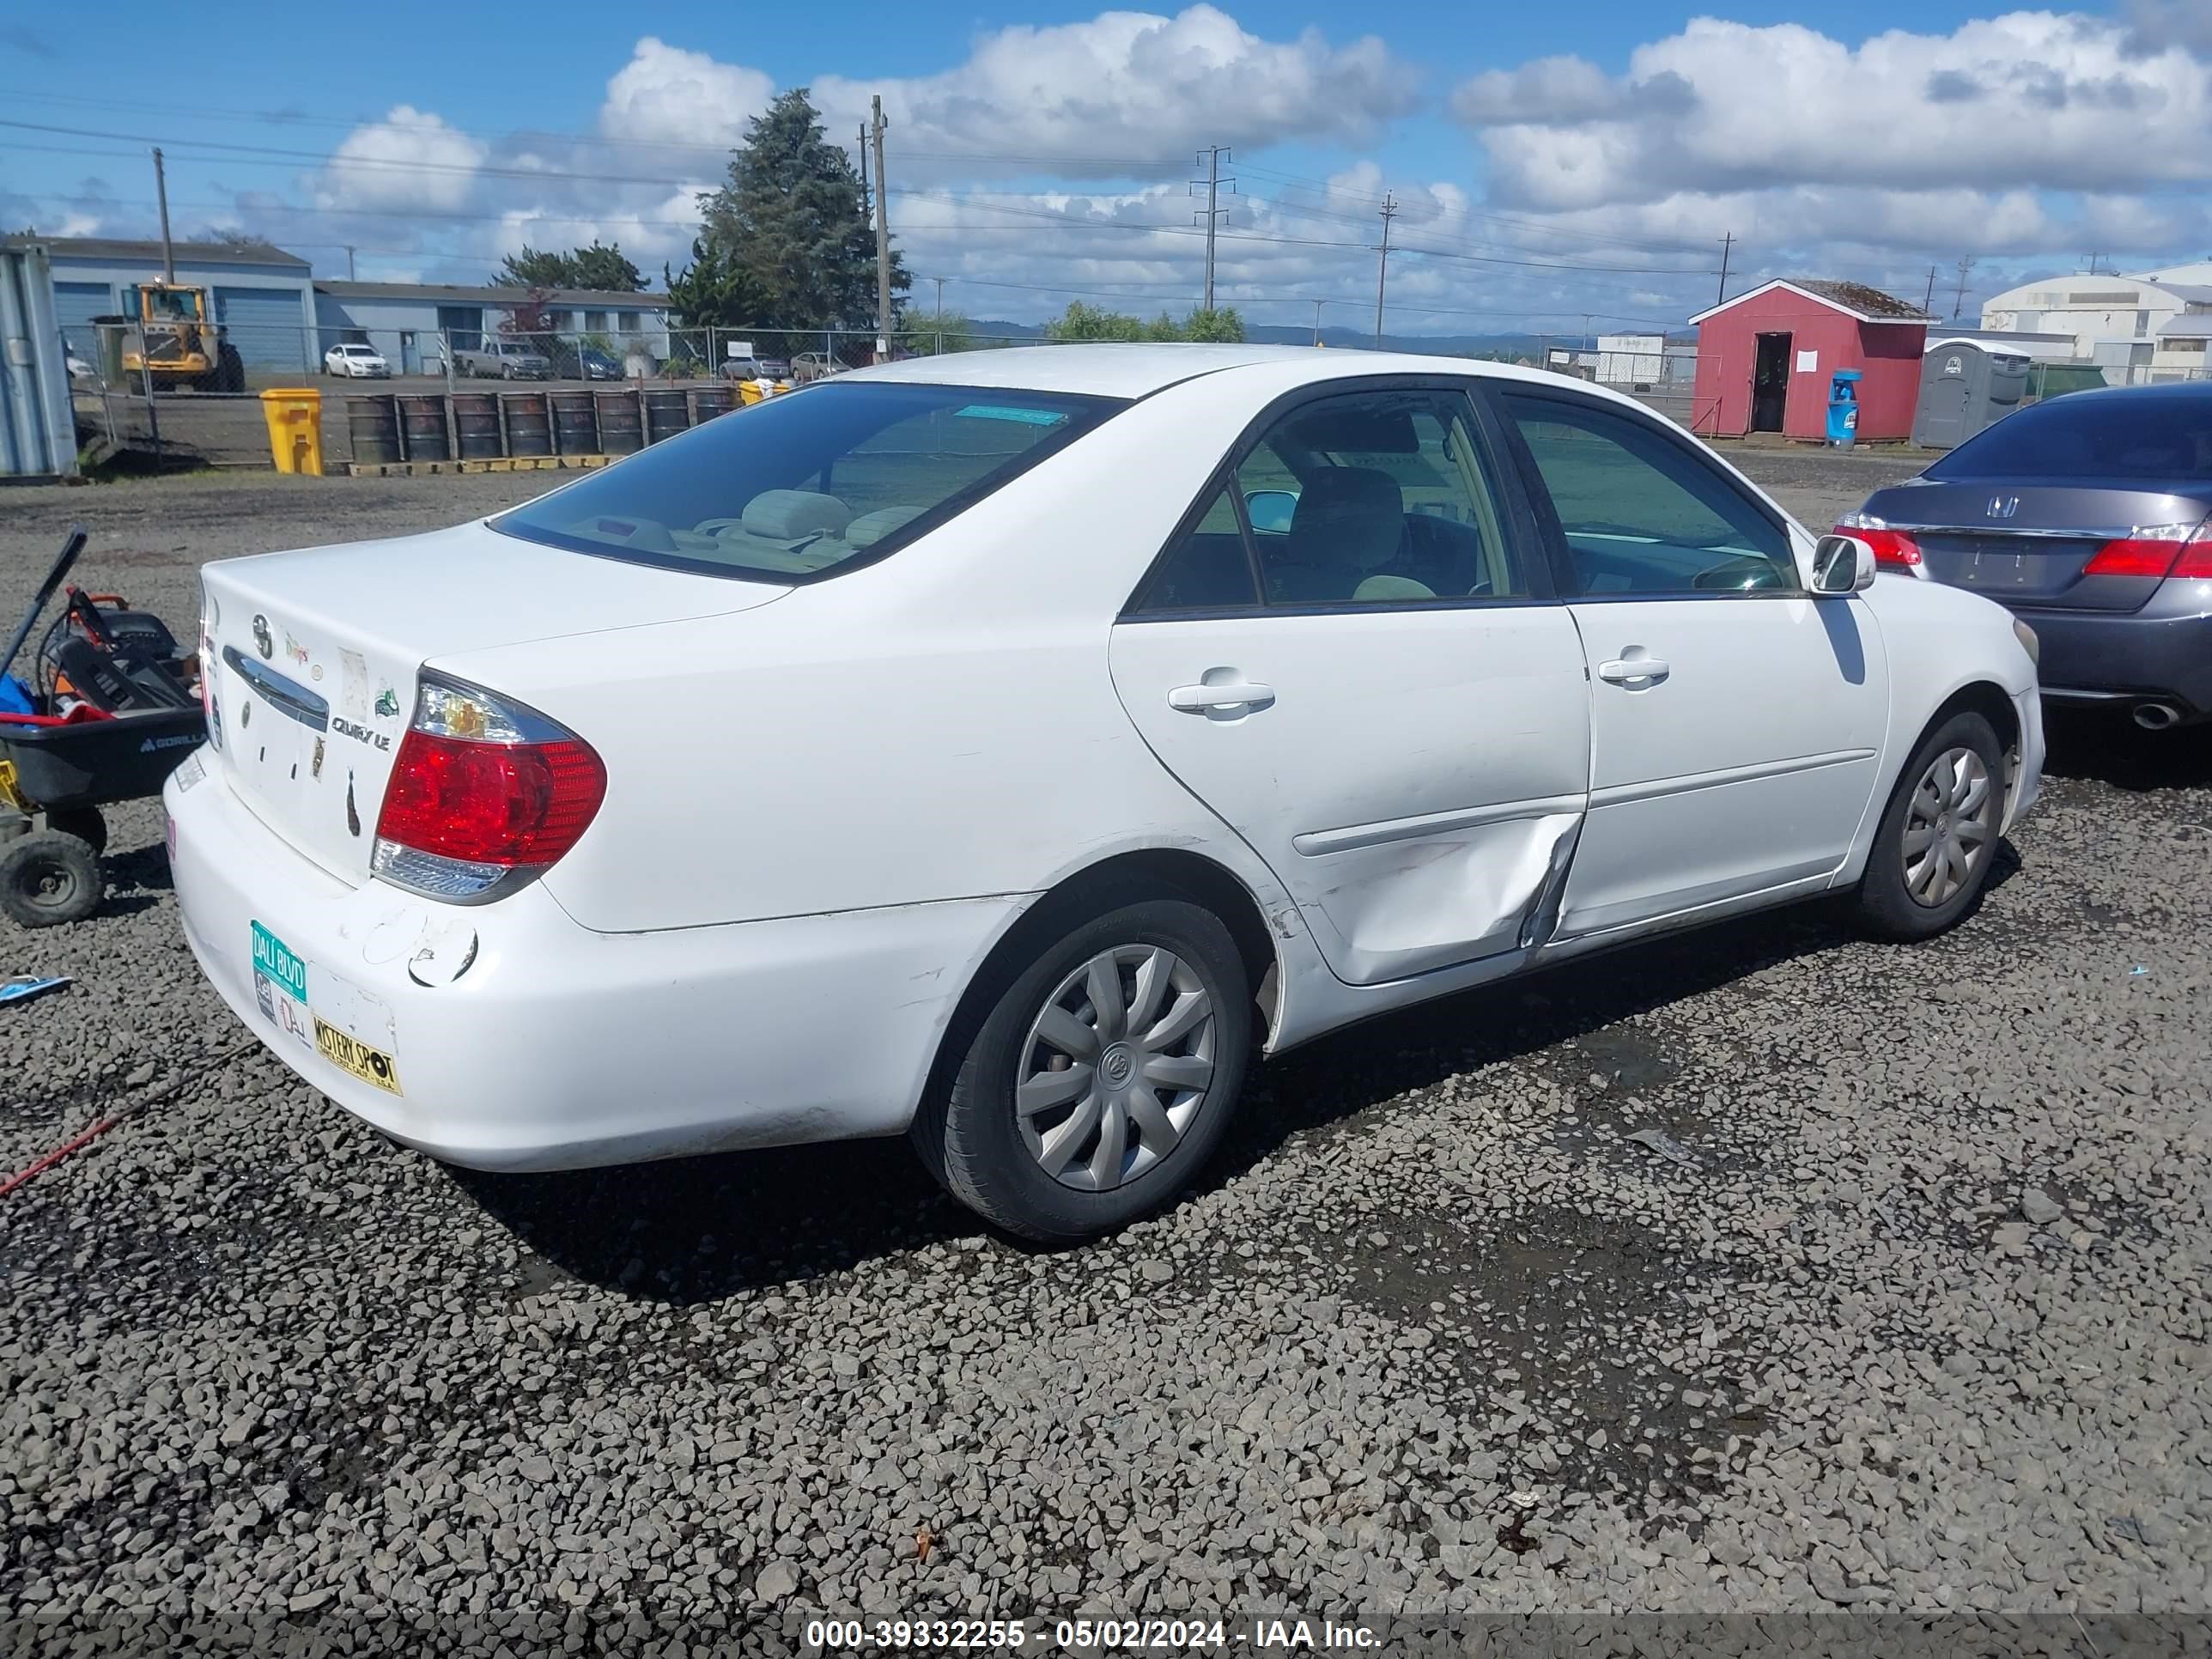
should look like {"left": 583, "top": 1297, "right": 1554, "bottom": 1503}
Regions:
{"left": 52, "top": 281, "right": 112, "bottom": 356}
{"left": 214, "top": 285, "right": 308, "bottom": 371}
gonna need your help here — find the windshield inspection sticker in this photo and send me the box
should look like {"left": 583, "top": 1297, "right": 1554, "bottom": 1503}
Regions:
{"left": 954, "top": 404, "right": 1066, "bottom": 425}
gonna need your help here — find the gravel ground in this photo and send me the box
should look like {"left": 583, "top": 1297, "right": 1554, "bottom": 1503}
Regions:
{"left": 2, "top": 455, "right": 2208, "bottom": 1654}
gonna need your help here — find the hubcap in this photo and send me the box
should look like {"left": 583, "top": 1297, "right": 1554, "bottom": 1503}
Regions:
{"left": 1016, "top": 944, "right": 1216, "bottom": 1192}
{"left": 1903, "top": 745, "right": 1994, "bottom": 908}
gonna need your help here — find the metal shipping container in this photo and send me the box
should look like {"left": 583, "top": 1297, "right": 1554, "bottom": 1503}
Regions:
{"left": 0, "top": 242, "right": 79, "bottom": 479}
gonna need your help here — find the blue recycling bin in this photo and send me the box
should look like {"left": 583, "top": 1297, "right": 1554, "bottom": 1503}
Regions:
{"left": 1826, "top": 368, "right": 1863, "bottom": 447}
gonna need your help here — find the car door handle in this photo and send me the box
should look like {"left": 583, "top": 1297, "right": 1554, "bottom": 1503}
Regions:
{"left": 1168, "top": 679, "right": 1275, "bottom": 713}
{"left": 1596, "top": 656, "right": 1670, "bottom": 685}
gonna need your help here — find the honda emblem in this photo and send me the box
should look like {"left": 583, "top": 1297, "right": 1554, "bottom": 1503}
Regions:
{"left": 1987, "top": 495, "right": 2020, "bottom": 520}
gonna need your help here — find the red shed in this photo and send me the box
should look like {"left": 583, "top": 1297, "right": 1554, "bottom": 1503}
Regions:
{"left": 1688, "top": 279, "right": 1932, "bottom": 442}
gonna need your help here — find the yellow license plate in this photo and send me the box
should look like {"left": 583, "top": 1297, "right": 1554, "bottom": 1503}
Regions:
{"left": 313, "top": 1017, "right": 402, "bottom": 1095}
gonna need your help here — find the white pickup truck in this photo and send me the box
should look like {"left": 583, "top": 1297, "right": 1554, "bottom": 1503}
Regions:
{"left": 453, "top": 339, "right": 552, "bottom": 380}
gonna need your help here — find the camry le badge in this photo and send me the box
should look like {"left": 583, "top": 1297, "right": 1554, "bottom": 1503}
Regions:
{"left": 1987, "top": 495, "right": 2020, "bottom": 519}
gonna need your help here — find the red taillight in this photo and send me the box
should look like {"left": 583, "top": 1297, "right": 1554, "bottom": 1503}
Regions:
{"left": 376, "top": 728, "right": 605, "bottom": 866}
{"left": 2083, "top": 521, "right": 2212, "bottom": 579}
{"left": 1834, "top": 524, "right": 1922, "bottom": 568}
{"left": 371, "top": 677, "right": 605, "bottom": 901}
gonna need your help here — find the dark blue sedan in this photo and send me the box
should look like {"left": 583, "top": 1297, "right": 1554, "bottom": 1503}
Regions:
{"left": 1841, "top": 381, "right": 2212, "bottom": 729}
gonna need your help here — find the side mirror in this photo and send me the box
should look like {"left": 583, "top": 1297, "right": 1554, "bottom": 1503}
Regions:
{"left": 1244, "top": 489, "right": 1299, "bottom": 536}
{"left": 1812, "top": 533, "right": 1877, "bottom": 594}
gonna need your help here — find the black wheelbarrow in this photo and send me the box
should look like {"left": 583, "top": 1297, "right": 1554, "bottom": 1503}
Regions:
{"left": 0, "top": 526, "right": 208, "bottom": 927}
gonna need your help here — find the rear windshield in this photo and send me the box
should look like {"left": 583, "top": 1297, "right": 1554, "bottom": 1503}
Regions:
{"left": 492, "top": 381, "right": 1121, "bottom": 580}
{"left": 1927, "top": 393, "right": 2212, "bottom": 482}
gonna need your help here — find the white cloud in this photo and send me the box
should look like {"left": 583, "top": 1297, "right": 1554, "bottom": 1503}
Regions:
{"left": 316, "top": 106, "right": 486, "bottom": 212}
{"left": 1454, "top": 13, "right": 2212, "bottom": 212}
{"left": 598, "top": 36, "right": 773, "bottom": 150}
{"left": 816, "top": 5, "right": 1418, "bottom": 166}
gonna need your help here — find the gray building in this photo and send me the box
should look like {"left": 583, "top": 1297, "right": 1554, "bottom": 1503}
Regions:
{"left": 313, "top": 281, "right": 673, "bottom": 370}
{"left": 9, "top": 236, "right": 318, "bottom": 370}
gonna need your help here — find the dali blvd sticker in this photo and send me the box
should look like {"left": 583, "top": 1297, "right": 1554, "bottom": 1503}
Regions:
{"left": 250, "top": 921, "right": 313, "bottom": 1050}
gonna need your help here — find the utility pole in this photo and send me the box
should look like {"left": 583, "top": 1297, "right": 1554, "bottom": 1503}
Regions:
{"left": 1923, "top": 265, "right": 1937, "bottom": 313}
{"left": 1374, "top": 191, "right": 1397, "bottom": 349}
{"left": 1952, "top": 254, "right": 1977, "bottom": 320}
{"left": 1311, "top": 298, "right": 1324, "bottom": 346}
{"left": 870, "top": 97, "right": 892, "bottom": 363}
{"left": 1715, "top": 231, "right": 1731, "bottom": 308}
{"left": 932, "top": 276, "right": 945, "bottom": 319}
{"left": 152, "top": 147, "right": 174, "bottom": 283}
{"left": 1190, "top": 146, "right": 1234, "bottom": 311}
{"left": 344, "top": 244, "right": 357, "bottom": 281}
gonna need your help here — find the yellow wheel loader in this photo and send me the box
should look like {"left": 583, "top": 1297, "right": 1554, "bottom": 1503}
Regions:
{"left": 105, "top": 282, "right": 246, "bottom": 392}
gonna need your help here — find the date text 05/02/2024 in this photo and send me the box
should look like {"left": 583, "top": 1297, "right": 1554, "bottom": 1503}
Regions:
{"left": 805, "top": 1616, "right": 1382, "bottom": 1650}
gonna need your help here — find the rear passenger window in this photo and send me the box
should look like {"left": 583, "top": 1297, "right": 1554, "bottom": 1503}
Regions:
{"left": 1249, "top": 390, "right": 1525, "bottom": 605}
{"left": 1133, "top": 487, "right": 1260, "bottom": 611}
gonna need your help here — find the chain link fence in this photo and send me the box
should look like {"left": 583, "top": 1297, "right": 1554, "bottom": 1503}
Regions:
{"left": 58, "top": 314, "right": 2212, "bottom": 471}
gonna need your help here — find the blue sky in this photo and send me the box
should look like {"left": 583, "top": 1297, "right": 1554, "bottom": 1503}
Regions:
{"left": 3, "top": 2, "right": 2207, "bottom": 332}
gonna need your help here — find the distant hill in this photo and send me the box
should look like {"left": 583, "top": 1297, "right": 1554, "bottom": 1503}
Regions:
{"left": 966, "top": 319, "right": 1686, "bottom": 359}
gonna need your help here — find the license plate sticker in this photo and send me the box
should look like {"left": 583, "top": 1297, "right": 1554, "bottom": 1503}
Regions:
{"left": 314, "top": 1018, "right": 402, "bottom": 1095}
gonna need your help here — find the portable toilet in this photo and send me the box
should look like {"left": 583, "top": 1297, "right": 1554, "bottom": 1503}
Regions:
{"left": 1825, "top": 369, "right": 1863, "bottom": 447}
{"left": 1913, "top": 338, "right": 2031, "bottom": 450}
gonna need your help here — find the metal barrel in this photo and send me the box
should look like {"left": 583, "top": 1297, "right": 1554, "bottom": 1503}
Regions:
{"left": 501, "top": 391, "right": 553, "bottom": 457}
{"left": 397, "top": 394, "right": 450, "bottom": 462}
{"left": 594, "top": 389, "right": 642, "bottom": 455}
{"left": 344, "top": 395, "right": 401, "bottom": 465}
{"left": 689, "top": 383, "right": 737, "bottom": 423}
{"left": 451, "top": 391, "right": 501, "bottom": 459}
{"left": 641, "top": 388, "right": 692, "bottom": 445}
{"left": 550, "top": 390, "right": 598, "bottom": 456}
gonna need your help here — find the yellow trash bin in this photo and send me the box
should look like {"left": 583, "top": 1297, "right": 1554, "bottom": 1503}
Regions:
{"left": 258, "top": 387, "right": 325, "bottom": 475}
{"left": 737, "top": 379, "right": 765, "bottom": 406}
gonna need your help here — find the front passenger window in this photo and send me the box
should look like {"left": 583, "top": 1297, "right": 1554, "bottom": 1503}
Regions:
{"left": 1499, "top": 393, "right": 1796, "bottom": 595}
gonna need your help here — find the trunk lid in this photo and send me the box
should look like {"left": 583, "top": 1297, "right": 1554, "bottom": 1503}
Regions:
{"left": 201, "top": 520, "right": 787, "bottom": 885}
{"left": 1863, "top": 479, "right": 2210, "bottom": 612}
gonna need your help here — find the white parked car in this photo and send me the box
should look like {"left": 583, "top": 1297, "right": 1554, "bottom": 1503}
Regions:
{"left": 324, "top": 343, "right": 392, "bottom": 379}
{"left": 167, "top": 346, "right": 2043, "bottom": 1241}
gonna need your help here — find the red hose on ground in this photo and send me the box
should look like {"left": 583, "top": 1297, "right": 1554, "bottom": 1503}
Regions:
{"left": 2, "top": 1040, "right": 256, "bottom": 1200}
{"left": 0, "top": 1115, "right": 125, "bottom": 1198}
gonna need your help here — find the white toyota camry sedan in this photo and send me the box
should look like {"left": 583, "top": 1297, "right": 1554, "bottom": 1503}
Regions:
{"left": 167, "top": 346, "right": 2043, "bottom": 1241}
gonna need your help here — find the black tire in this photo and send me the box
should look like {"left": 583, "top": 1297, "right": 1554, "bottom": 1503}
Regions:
{"left": 913, "top": 892, "right": 1252, "bottom": 1243}
{"left": 41, "top": 807, "right": 106, "bottom": 857}
{"left": 216, "top": 343, "right": 245, "bottom": 394}
{"left": 0, "top": 830, "right": 102, "bottom": 927}
{"left": 1853, "top": 710, "right": 2006, "bottom": 941}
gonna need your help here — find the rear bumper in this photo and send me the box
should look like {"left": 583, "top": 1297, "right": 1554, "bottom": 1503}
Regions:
{"left": 166, "top": 759, "right": 1024, "bottom": 1171}
{"left": 2017, "top": 579, "right": 2212, "bottom": 718}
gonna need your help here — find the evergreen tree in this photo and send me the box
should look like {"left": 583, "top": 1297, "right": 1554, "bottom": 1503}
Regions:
{"left": 663, "top": 238, "right": 771, "bottom": 327}
{"left": 497, "top": 241, "right": 646, "bottom": 292}
{"left": 567, "top": 241, "right": 645, "bottom": 292}
{"left": 695, "top": 88, "right": 905, "bottom": 331}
